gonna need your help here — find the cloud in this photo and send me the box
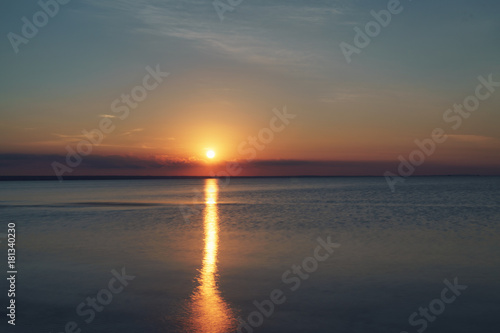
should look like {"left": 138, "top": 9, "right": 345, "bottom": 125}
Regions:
{"left": 51, "top": 133, "right": 87, "bottom": 142}
{"left": 0, "top": 154, "right": 203, "bottom": 176}
{"left": 79, "top": 0, "right": 348, "bottom": 76}
{"left": 448, "top": 135, "right": 498, "bottom": 144}
{"left": 0, "top": 154, "right": 499, "bottom": 177}
{"left": 121, "top": 128, "right": 144, "bottom": 136}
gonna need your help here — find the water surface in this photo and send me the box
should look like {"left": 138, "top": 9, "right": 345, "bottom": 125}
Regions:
{"left": 0, "top": 177, "right": 499, "bottom": 333}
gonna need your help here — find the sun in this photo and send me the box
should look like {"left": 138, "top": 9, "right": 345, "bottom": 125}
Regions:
{"left": 206, "top": 150, "right": 216, "bottom": 159}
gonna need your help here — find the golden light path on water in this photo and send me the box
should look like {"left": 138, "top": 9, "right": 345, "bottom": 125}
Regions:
{"left": 184, "top": 179, "right": 235, "bottom": 333}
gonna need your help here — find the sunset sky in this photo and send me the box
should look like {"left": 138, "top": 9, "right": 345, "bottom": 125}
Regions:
{"left": 1, "top": 0, "right": 499, "bottom": 176}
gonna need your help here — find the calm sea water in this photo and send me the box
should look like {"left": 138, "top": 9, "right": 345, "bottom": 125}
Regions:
{"left": 0, "top": 177, "right": 499, "bottom": 333}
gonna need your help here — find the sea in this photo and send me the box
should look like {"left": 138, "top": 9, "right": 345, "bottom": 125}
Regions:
{"left": 0, "top": 176, "right": 499, "bottom": 333}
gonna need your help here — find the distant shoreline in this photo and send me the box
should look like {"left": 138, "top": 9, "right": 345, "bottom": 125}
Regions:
{"left": 0, "top": 175, "right": 496, "bottom": 181}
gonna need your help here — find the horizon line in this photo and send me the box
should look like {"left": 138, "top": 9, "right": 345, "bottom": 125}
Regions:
{"left": 0, "top": 175, "right": 498, "bottom": 181}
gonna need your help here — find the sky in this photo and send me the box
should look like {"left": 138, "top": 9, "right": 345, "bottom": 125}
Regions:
{"left": 0, "top": 0, "right": 499, "bottom": 177}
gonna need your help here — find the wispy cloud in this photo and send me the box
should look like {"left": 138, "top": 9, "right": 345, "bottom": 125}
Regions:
{"left": 52, "top": 133, "right": 87, "bottom": 142}
{"left": 121, "top": 128, "right": 144, "bottom": 136}
{"left": 448, "top": 135, "right": 498, "bottom": 144}
{"left": 79, "top": 0, "right": 349, "bottom": 76}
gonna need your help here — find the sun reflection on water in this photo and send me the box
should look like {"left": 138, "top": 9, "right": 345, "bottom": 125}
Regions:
{"left": 184, "top": 179, "right": 235, "bottom": 333}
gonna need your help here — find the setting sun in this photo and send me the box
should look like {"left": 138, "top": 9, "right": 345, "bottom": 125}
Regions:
{"left": 206, "top": 150, "right": 216, "bottom": 159}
